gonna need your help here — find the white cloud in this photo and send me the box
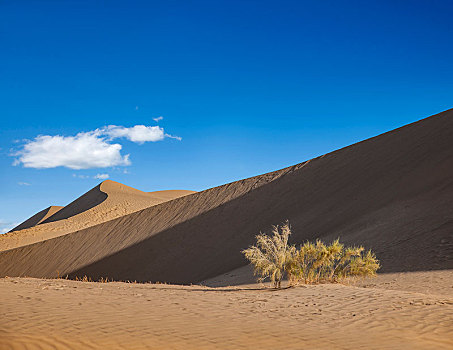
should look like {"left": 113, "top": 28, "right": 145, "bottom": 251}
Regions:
{"left": 94, "top": 173, "right": 109, "bottom": 180}
{"left": 13, "top": 131, "right": 130, "bottom": 170}
{"left": 12, "top": 124, "right": 181, "bottom": 169}
{"left": 153, "top": 116, "right": 163, "bottom": 122}
{"left": 0, "top": 219, "right": 19, "bottom": 234}
{"left": 103, "top": 125, "right": 165, "bottom": 143}
{"left": 18, "top": 182, "right": 31, "bottom": 186}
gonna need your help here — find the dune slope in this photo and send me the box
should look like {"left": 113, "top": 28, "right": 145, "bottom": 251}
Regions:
{"left": 0, "top": 181, "right": 195, "bottom": 251}
{"left": 9, "top": 206, "right": 64, "bottom": 232}
{"left": 0, "top": 109, "right": 452, "bottom": 282}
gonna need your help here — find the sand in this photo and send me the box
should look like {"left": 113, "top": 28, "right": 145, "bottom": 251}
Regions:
{"left": 1, "top": 271, "right": 452, "bottom": 350}
{"left": 0, "top": 180, "right": 195, "bottom": 251}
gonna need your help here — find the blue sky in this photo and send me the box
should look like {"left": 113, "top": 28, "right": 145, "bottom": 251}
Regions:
{"left": 1, "top": 0, "right": 452, "bottom": 232}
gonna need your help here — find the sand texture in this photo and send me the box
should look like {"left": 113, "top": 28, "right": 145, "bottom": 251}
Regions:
{"left": 1, "top": 271, "right": 452, "bottom": 350}
{"left": 0, "top": 181, "right": 195, "bottom": 251}
{"left": 0, "top": 109, "right": 452, "bottom": 281}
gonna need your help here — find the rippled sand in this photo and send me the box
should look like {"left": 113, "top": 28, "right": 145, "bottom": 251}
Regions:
{"left": 1, "top": 271, "right": 452, "bottom": 350}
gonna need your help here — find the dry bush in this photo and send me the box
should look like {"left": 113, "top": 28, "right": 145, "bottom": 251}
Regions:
{"left": 242, "top": 221, "right": 295, "bottom": 288}
{"left": 243, "top": 223, "right": 380, "bottom": 288}
{"left": 289, "top": 239, "right": 380, "bottom": 285}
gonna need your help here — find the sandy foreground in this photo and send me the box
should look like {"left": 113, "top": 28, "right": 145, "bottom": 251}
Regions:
{"left": 1, "top": 271, "right": 452, "bottom": 350}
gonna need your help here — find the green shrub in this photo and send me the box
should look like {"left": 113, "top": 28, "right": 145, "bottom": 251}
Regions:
{"left": 243, "top": 222, "right": 380, "bottom": 288}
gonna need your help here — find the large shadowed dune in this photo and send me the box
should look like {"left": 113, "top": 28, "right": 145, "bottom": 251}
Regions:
{"left": 0, "top": 109, "right": 452, "bottom": 282}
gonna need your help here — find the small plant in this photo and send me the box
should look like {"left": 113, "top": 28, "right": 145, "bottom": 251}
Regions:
{"left": 72, "top": 275, "right": 112, "bottom": 283}
{"left": 243, "top": 222, "right": 380, "bottom": 288}
{"left": 242, "top": 221, "right": 295, "bottom": 288}
{"left": 74, "top": 275, "right": 92, "bottom": 282}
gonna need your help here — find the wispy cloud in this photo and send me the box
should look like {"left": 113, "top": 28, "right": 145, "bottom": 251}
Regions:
{"left": 165, "top": 133, "right": 182, "bottom": 141}
{"left": 0, "top": 219, "right": 19, "bottom": 234}
{"left": 12, "top": 124, "right": 181, "bottom": 169}
{"left": 17, "top": 182, "right": 31, "bottom": 186}
{"left": 153, "top": 116, "right": 163, "bottom": 122}
{"left": 72, "top": 174, "right": 89, "bottom": 179}
{"left": 93, "top": 173, "right": 109, "bottom": 180}
{"left": 73, "top": 173, "right": 110, "bottom": 180}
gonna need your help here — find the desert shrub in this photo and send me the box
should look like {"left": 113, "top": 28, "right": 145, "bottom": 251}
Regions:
{"left": 242, "top": 221, "right": 296, "bottom": 288}
{"left": 289, "top": 239, "right": 380, "bottom": 284}
{"left": 243, "top": 223, "right": 380, "bottom": 288}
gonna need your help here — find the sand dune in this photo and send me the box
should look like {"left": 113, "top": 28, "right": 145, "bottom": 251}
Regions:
{"left": 9, "top": 206, "right": 64, "bottom": 232}
{"left": 0, "top": 181, "right": 195, "bottom": 251}
{"left": 0, "top": 109, "right": 452, "bottom": 284}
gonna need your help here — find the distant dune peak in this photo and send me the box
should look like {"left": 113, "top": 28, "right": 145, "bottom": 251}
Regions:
{"left": 1, "top": 180, "right": 196, "bottom": 250}
{"left": 99, "top": 179, "right": 147, "bottom": 194}
{"left": 9, "top": 206, "right": 64, "bottom": 232}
